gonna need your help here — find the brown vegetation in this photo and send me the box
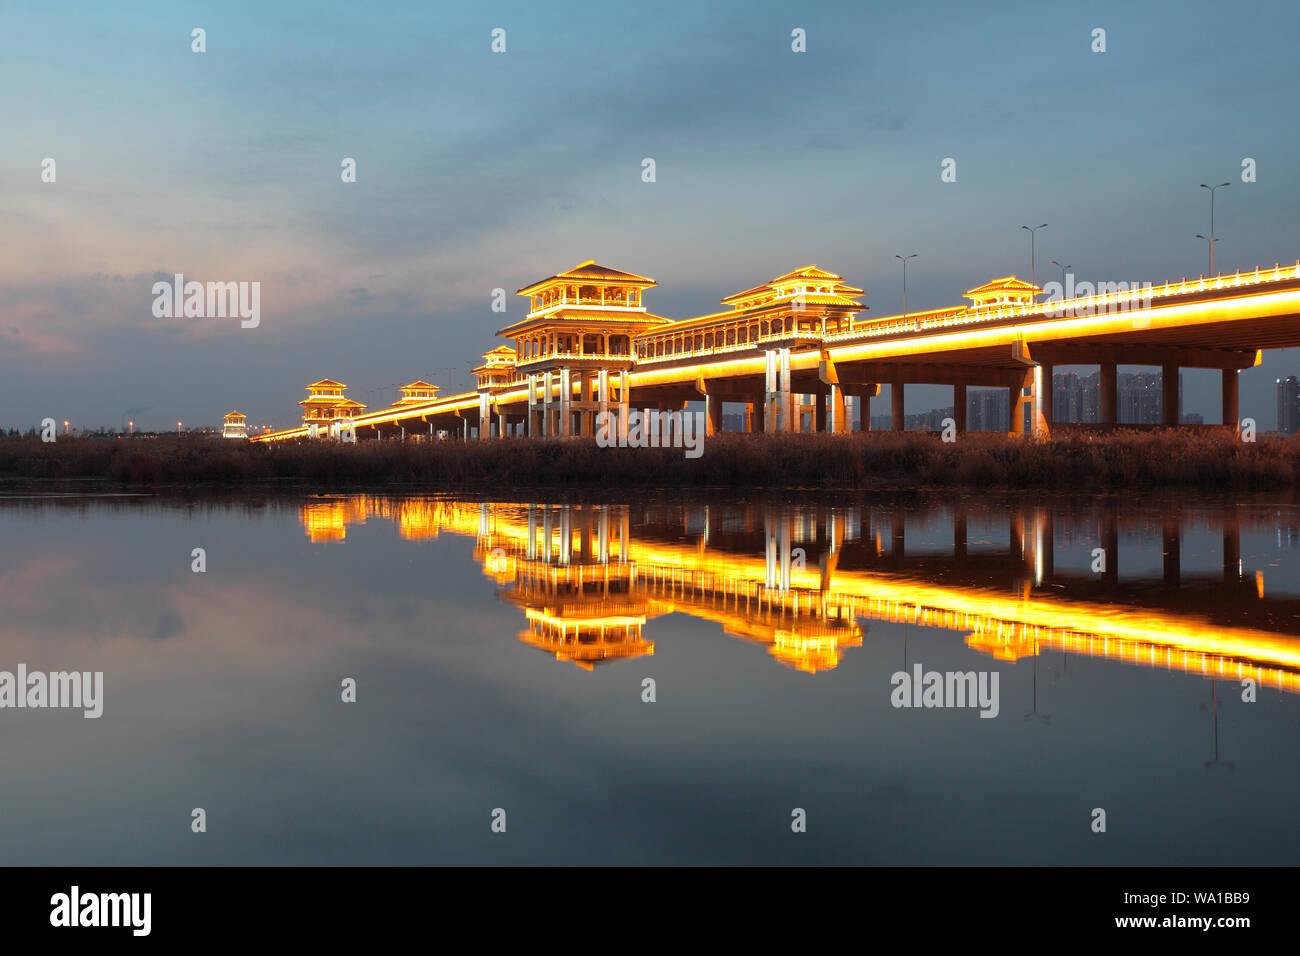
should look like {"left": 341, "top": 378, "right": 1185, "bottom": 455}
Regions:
{"left": 0, "top": 430, "right": 1295, "bottom": 491}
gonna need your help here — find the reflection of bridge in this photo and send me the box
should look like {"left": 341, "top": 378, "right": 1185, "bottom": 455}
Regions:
{"left": 257, "top": 259, "right": 1300, "bottom": 441}
{"left": 298, "top": 497, "right": 1300, "bottom": 688}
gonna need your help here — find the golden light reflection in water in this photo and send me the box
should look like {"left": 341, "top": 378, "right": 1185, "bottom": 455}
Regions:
{"left": 298, "top": 498, "right": 1300, "bottom": 688}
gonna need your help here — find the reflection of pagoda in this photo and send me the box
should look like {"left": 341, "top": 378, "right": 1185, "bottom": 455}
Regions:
{"left": 719, "top": 613, "right": 862, "bottom": 674}
{"left": 300, "top": 498, "right": 370, "bottom": 542}
{"left": 503, "top": 554, "right": 655, "bottom": 671}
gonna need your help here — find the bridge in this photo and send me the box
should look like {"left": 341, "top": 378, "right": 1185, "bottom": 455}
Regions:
{"left": 296, "top": 496, "right": 1300, "bottom": 689}
{"left": 253, "top": 259, "right": 1300, "bottom": 442}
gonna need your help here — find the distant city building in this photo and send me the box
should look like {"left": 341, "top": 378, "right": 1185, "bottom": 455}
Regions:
{"left": 1278, "top": 376, "right": 1300, "bottom": 435}
{"left": 883, "top": 370, "right": 1200, "bottom": 431}
{"left": 222, "top": 410, "right": 248, "bottom": 439}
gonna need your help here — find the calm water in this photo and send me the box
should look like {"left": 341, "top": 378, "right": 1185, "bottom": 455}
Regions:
{"left": 1, "top": 490, "right": 1298, "bottom": 865}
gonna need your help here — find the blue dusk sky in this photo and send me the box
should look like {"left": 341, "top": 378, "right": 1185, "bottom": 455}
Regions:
{"left": 1, "top": 0, "right": 1297, "bottom": 430}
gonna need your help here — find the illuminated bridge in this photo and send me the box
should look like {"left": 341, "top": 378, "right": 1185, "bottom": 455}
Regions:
{"left": 254, "top": 258, "right": 1300, "bottom": 442}
{"left": 297, "top": 497, "right": 1300, "bottom": 689}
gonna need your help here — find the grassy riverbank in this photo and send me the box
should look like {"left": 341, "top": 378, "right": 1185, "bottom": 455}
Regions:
{"left": 1, "top": 430, "right": 1296, "bottom": 492}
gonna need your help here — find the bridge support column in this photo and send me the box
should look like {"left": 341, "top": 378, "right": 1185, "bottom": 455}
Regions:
{"left": 617, "top": 371, "right": 630, "bottom": 444}
{"left": 891, "top": 383, "right": 905, "bottom": 431}
{"left": 953, "top": 384, "right": 967, "bottom": 434}
{"left": 815, "top": 393, "right": 827, "bottom": 433}
{"left": 706, "top": 393, "right": 723, "bottom": 437}
{"left": 829, "top": 385, "right": 846, "bottom": 434}
{"left": 558, "top": 368, "right": 572, "bottom": 437}
{"left": 1100, "top": 361, "right": 1117, "bottom": 426}
{"left": 598, "top": 370, "right": 610, "bottom": 436}
{"left": 1029, "top": 367, "right": 1049, "bottom": 438}
{"left": 1162, "top": 363, "right": 1180, "bottom": 426}
{"left": 1040, "top": 364, "right": 1053, "bottom": 425}
{"left": 1009, "top": 380, "right": 1026, "bottom": 436}
{"left": 478, "top": 393, "right": 492, "bottom": 441}
{"left": 1222, "top": 369, "right": 1239, "bottom": 434}
{"left": 765, "top": 348, "right": 793, "bottom": 433}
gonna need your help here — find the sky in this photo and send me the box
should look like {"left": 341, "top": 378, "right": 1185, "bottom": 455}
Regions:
{"left": 1, "top": 0, "right": 1297, "bottom": 431}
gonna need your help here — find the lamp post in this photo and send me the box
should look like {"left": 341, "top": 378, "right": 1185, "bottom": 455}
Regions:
{"left": 1199, "top": 182, "right": 1229, "bottom": 275}
{"left": 177, "top": 421, "right": 182, "bottom": 436}
{"left": 1020, "top": 224, "right": 1048, "bottom": 286}
{"left": 1050, "top": 260, "right": 1070, "bottom": 289}
{"left": 1195, "top": 234, "right": 1218, "bottom": 276}
{"left": 894, "top": 254, "right": 917, "bottom": 320}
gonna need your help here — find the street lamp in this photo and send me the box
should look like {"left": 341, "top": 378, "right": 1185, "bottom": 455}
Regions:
{"left": 894, "top": 253, "right": 918, "bottom": 320}
{"left": 1195, "top": 234, "right": 1218, "bottom": 275}
{"left": 177, "top": 421, "right": 183, "bottom": 435}
{"left": 1050, "top": 260, "right": 1071, "bottom": 290}
{"left": 1020, "top": 224, "right": 1048, "bottom": 286}
{"left": 1199, "top": 182, "right": 1229, "bottom": 275}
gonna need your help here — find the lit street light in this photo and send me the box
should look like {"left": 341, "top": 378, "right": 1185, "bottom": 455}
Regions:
{"left": 1199, "top": 182, "right": 1229, "bottom": 275}
{"left": 1020, "top": 224, "right": 1048, "bottom": 286}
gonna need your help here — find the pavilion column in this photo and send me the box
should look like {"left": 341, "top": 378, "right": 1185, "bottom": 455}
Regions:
{"left": 537, "top": 371, "right": 550, "bottom": 437}
{"left": 780, "top": 350, "right": 794, "bottom": 432}
{"left": 1162, "top": 363, "right": 1179, "bottom": 426}
{"left": 617, "top": 371, "right": 630, "bottom": 444}
{"left": 598, "top": 370, "right": 610, "bottom": 436}
{"left": 1222, "top": 369, "right": 1239, "bottom": 434}
{"left": 559, "top": 368, "right": 572, "bottom": 437}
{"left": 891, "top": 383, "right": 905, "bottom": 431}
{"left": 1100, "top": 361, "right": 1117, "bottom": 426}
{"left": 953, "top": 384, "right": 967, "bottom": 434}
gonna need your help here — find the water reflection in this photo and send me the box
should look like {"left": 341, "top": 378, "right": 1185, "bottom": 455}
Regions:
{"left": 297, "top": 496, "right": 1300, "bottom": 688}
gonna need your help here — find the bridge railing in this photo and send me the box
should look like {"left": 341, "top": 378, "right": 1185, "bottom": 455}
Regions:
{"left": 825, "top": 259, "right": 1300, "bottom": 344}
